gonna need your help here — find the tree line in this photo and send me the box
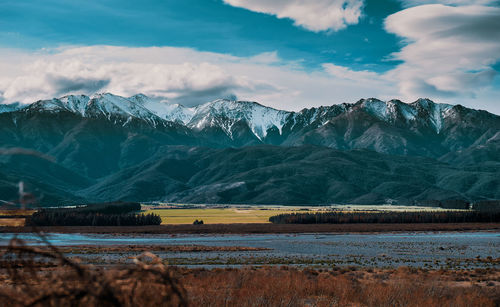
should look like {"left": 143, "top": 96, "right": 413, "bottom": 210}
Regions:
{"left": 269, "top": 210, "right": 500, "bottom": 224}
{"left": 26, "top": 211, "right": 162, "bottom": 226}
{"left": 418, "top": 199, "right": 500, "bottom": 210}
{"left": 26, "top": 201, "right": 160, "bottom": 226}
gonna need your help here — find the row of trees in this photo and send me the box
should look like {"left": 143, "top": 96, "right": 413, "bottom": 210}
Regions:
{"left": 26, "top": 211, "right": 161, "bottom": 226}
{"left": 473, "top": 200, "right": 500, "bottom": 211}
{"left": 418, "top": 199, "right": 500, "bottom": 210}
{"left": 269, "top": 210, "right": 500, "bottom": 224}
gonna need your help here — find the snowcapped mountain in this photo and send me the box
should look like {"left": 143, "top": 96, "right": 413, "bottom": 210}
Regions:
{"left": 1, "top": 93, "right": 463, "bottom": 134}
{"left": 1, "top": 93, "right": 498, "bottom": 205}
{"left": 6, "top": 93, "right": 292, "bottom": 140}
{"left": 1, "top": 93, "right": 498, "bottom": 157}
{"left": 341, "top": 98, "right": 453, "bottom": 131}
{"left": 22, "top": 93, "right": 166, "bottom": 126}
{"left": 127, "top": 96, "right": 289, "bottom": 139}
{"left": 185, "top": 99, "right": 289, "bottom": 140}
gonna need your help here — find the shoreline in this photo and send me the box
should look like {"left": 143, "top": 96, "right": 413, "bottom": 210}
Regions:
{"left": 1, "top": 222, "right": 499, "bottom": 234}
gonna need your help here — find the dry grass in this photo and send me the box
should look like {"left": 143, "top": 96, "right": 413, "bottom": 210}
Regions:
{"left": 0, "top": 210, "right": 36, "bottom": 216}
{"left": 0, "top": 231, "right": 498, "bottom": 306}
{"left": 0, "top": 209, "right": 33, "bottom": 227}
{"left": 1, "top": 237, "right": 499, "bottom": 307}
{"left": 144, "top": 208, "right": 299, "bottom": 224}
{"left": 1, "top": 264, "right": 498, "bottom": 307}
{"left": 0, "top": 236, "right": 187, "bottom": 307}
{"left": 0, "top": 218, "right": 25, "bottom": 227}
{"left": 179, "top": 267, "right": 499, "bottom": 307}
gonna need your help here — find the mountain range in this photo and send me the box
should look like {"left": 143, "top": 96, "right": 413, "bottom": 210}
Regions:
{"left": 0, "top": 93, "right": 498, "bottom": 206}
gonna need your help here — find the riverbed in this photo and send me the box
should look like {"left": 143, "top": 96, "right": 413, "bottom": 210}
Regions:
{"left": 1, "top": 232, "right": 498, "bottom": 269}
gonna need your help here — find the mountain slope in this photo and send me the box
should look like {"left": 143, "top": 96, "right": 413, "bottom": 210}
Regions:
{"left": 0, "top": 93, "right": 498, "bottom": 206}
{"left": 1, "top": 145, "right": 495, "bottom": 206}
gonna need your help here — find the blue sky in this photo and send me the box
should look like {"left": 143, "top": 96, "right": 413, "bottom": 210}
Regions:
{"left": 0, "top": 0, "right": 402, "bottom": 70}
{"left": 0, "top": 0, "right": 499, "bottom": 113}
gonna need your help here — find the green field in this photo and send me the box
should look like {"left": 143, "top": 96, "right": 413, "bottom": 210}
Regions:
{"left": 143, "top": 208, "right": 300, "bottom": 224}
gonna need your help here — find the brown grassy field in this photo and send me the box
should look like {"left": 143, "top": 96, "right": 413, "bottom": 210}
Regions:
{"left": 0, "top": 209, "right": 36, "bottom": 216}
{"left": 179, "top": 266, "right": 500, "bottom": 307}
{"left": 0, "top": 236, "right": 498, "bottom": 306}
{"left": 2, "top": 222, "right": 499, "bottom": 234}
{"left": 0, "top": 209, "right": 34, "bottom": 227}
{"left": 0, "top": 218, "right": 25, "bottom": 227}
{"left": 1, "top": 264, "right": 498, "bottom": 306}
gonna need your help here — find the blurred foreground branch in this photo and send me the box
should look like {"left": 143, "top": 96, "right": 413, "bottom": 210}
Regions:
{"left": 0, "top": 232, "right": 187, "bottom": 307}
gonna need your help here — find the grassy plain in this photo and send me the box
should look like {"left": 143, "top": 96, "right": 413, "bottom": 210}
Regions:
{"left": 0, "top": 218, "right": 24, "bottom": 226}
{"left": 142, "top": 204, "right": 466, "bottom": 225}
{"left": 0, "top": 204, "right": 471, "bottom": 226}
{"left": 0, "top": 209, "right": 35, "bottom": 216}
{"left": 1, "top": 264, "right": 498, "bottom": 306}
{"left": 0, "top": 209, "right": 35, "bottom": 227}
{"left": 143, "top": 207, "right": 300, "bottom": 224}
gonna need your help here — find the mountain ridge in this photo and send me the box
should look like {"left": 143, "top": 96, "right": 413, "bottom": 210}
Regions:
{"left": 0, "top": 93, "right": 475, "bottom": 133}
{"left": 2, "top": 93, "right": 498, "bottom": 156}
{"left": 0, "top": 93, "right": 498, "bottom": 206}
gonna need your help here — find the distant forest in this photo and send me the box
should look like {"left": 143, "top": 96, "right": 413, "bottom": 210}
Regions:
{"left": 269, "top": 210, "right": 500, "bottom": 224}
{"left": 26, "top": 201, "right": 161, "bottom": 226}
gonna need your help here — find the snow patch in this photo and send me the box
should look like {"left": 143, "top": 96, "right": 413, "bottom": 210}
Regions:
{"left": 362, "top": 98, "right": 389, "bottom": 120}
{"left": 187, "top": 99, "right": 289, "bottom": 140}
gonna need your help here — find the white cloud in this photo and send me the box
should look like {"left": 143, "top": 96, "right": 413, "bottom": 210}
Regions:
{"left": 222, "top": 0, "right": 364, "bottom": 32}
{"left": 0, "top": 46, "right": 263, "bottom": 107}
{"left": 399, "top": 0, "right": 498, "bottom": 7}
{"left": 0, "top": 43, "right": 498, "bottom": 114}
{"left": 385, "top": 4, "right": 500, "bottom": 102}
{"left": 322, "top": 63, "right": 382, "bottom": 82}
{"left": 0, "top": 45, "right": 396, "bottom": 111}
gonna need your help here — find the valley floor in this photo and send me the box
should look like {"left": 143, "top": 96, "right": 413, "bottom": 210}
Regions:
{"left": 1, "top": 226, "right": 498, "bottom": 306}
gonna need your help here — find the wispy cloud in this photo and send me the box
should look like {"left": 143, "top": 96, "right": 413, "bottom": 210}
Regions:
{"left": 222, "top": 0, "right": 364, "bottom": 32}
{"left": 0, "top": 36, "right": 499, "bottom": 114}
{"left": 0, "top": 47, "right": 254, "bottom": 107}
{"left": 385, "top": 4, "right": 500, "bottom": 100}
{"left": 399, "top": 0, "right": 498, "bottom": 7}
{"left": 0, "top": 46, "right": 395, "bottom": 110}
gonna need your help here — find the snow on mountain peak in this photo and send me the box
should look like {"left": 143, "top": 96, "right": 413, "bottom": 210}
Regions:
{"left": 357, "top": 97, "right": 454, "bottom": 132}
{"left": 125, "top": 94, "right": 195, "bottom": 124}
{"left": 2, "top": 93, "right": 470, "bottom": 139}
{"left": 187, "top": 99, "right": 289, "bottom": 139}
{"left": 58, "top": 95, "right": 90, "bottom": 115}
{"left": 86, "top": 93, "right": 161, "bottom": 124}
{"left": 7, "top": 94, "right": 289, "bottom": 138}
{"left": 360, "top": 98, "right": 391, "bottom": 120}
{"left": 410, "top": 98, "right": 453, "bottom": 133}
{"left": 359, "top": 98, "right": 413, "bottom": 122}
